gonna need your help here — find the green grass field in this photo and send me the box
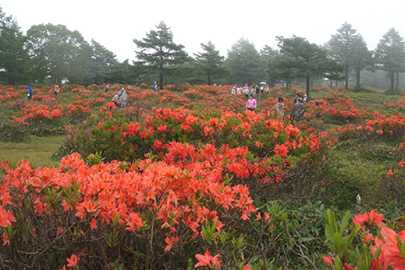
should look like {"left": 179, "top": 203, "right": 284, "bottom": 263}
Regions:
{"left": 0, "top": 135, "right": 65, "bottom": 168}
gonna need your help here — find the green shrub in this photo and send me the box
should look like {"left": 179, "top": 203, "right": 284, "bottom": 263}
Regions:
{"left": 0, "top": 123, "right": 30, "bottom": 142}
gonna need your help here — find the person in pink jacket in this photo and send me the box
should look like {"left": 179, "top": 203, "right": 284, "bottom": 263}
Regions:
{"left": 246, "top": 95, "right": 257, "bottom": 111}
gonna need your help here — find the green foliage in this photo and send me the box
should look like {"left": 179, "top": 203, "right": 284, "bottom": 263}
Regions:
{"left": 226, "top": 38, "right": 263, "bottom": 85}
{"left": 327, "top": 22, "right": 373, "bottom": 90}
{"left": 25, "top": 23, "right": 93, "bottom": 84}
{"left": 86, "top": 152, "right": 105, "bottom": 165}
{"left": 375, "top": 28, "right": 405, "bottom": 90}
{"left": 194, "top": 41, "right": 229, "bottom": 85}
{"left": 324, "top": 210, "right": 361, "bottom": 264}
{"left": 275, "top": 35, "right": 343, "bottom": 97}
{"left": 0, "top": 8, "right": 32, "bottom": 84}
{"left": 55, "top": 112, "right": 132, "bottom": 161}
{"left": 0, "top": 123, "right": 30, "bottom": 142}
{"left": 133, "top": 21, "right": 188, "bottom": 89}
{"left": 89, "top": 40, "right": 119, "bottom": 85}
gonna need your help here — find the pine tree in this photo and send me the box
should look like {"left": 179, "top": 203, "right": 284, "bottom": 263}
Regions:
{"left": 194, "top": 41, "right": 228, "bottom": 85}
{"left": 133, "top": 21, "right": 188, "bottom": 90}
{"left": 374, "top": 28, "right": 405, "bottom": 91}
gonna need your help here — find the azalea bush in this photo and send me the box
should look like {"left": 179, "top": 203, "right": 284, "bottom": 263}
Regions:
{"left": 56, "top": 106, "right": 337, "bottom": 203}
{"left": 0, "top": 153, "right": 350, "bottom": 269}
{"left": 0, "top": 152, "right": 256, "bottom": 269}
{"left": 323, "top": 209, "right": 405, "bottom": 270}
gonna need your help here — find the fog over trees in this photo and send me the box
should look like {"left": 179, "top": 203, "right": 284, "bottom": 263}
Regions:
{"left": 1, "top": 6, "right": 404, "bottom": 90}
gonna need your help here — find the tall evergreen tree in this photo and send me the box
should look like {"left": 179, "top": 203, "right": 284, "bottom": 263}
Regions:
{"left": 0, "top": 7, "right": 31, "bottom": 84}
{"left": 260, "top": 45, "right": 279, "bottom": 87}
{"left": 194, "top": 41, "right": 228, "bottom": 85}
{"left": 133, "top": 21, "right": 188, "bottom": 90}
{"left": 328, "top": 22, "right": 358, "bottom": 90}
{"left": 226, "top": 38, "right": 261, "bottom": 86}
{"left": 276, "top": 36, "right": 342, "bottom": 100}
{"left": 90, "top": 39, "right": 118, "bottom": 84}
{"left": 374, "top": 28, "right": 405, "bottom": 91}
{"left": 350, "top": 35, "right": 374, "bottom": 88}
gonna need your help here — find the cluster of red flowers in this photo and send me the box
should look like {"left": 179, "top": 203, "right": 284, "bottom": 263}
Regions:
{"left": 384, "top": 98, "right": 405, "bottom": 108}
{"left": 310, "top": 94, "right": 365, "bottom": 121}
{"left": 323, "top": 210, "right": 405, "bottom": 269}
{"left": 12, "top": 104, "right": 62, "bottom": 125}
{"left": 0, "top": 149, "right": 256, "bottom": 248}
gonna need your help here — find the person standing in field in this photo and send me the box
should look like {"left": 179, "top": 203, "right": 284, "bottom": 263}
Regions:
{"left": 291, "top": 97, "right": 305, "bottom": 124}
{"left": 243, "top": 84, "right": 250, "bottom": 99}
{"left": 265, "top": 85, "right": 269, "bottom": 94}
{"left": 293, "top": 93, "right": 301, "bottom": 104}
{"left": 246, "top": 94, "right": 257, "bottom": 111}
{"left": 255, "top": 85, "right": 260, "bottom": 99}
{"left": 119, "top": 88, "right": 127, "bottom": 107}
{"left": 275, "top": 97, "right": 285, "bottom": 117}
{"left": 54, "top": 84, "right": 60, "bottom": 96}
{"left": 250, "top": 85, "right": 256, "bottom": 98}
{"left": 111, "top": 94, "right": 119, "bottom": 107}
{"left": 26, "top": 84, "right": 33, "bottom": 100}
{"left": 104, "top": 83, "right": 110, "bottom": 92}
{"left": 153, "top": 82, "right": 158, "bottom": 92}
{"left": 231, "top": 85, "right": 237, "bottom": 95}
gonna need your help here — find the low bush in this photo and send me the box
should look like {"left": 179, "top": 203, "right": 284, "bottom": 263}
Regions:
{"left": 0, "top": 123, "right": 30, "bottom": 142}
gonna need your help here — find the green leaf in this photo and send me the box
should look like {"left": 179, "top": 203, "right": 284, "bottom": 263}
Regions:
{"left": 339, "top": 211, "right": 351, "bottom": 236}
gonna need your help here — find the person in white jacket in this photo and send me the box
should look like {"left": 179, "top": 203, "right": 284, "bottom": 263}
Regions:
{"left": 119, "top": 88, "right": 127, "bottom": 107}
{"left": 111, "top": 94, "right": 119, "bottom": 107}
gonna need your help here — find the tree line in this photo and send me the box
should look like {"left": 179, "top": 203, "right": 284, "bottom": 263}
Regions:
{"left": 1, "top": 6, "right": 405, "bottom": 94}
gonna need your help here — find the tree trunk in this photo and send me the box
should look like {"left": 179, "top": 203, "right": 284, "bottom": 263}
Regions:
{"left": 396, "top": 71, "right": 399, "bottom": 90}
{"left": 345, "top": 61, "right": 349, "bottom": 90}
{"left": 390, "top": 71, "right": 395, "bottom": 90}
{"left": 356, "top": 70, "right": 360, "bottom": 88}
{"left": 306, "top": 77, "right": 310, "bottom": 101}
{"left": 159, "top": 73, "right": 163, "bottom": 90}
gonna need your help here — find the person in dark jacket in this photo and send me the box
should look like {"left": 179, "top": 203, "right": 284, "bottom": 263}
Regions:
{"left": 291, "top": 97, "right": 305, "bottom": 124}
{"left": 26, "top": 85, "right": 33, "bottom": 100}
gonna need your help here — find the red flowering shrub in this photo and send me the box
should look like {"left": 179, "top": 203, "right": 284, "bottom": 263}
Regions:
{"left": 0, "top": 152, "right": 256, "bottom": 268}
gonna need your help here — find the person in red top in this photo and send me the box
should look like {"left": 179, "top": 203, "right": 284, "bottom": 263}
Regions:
{"left": 246, "top": 94, "right": 257, "bottom": 111}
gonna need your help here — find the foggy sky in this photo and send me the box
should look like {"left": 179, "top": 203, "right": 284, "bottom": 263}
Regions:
{"left": 1, "top": 0, "right": 404, "bottom": 62}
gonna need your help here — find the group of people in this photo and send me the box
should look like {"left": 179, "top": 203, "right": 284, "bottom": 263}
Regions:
{"left": 26, "top": 84, "right": 60, "bottom": 100}
{"left": 243, "top": 90, "right": 307, "bottom": 125}
{"left": 25, "top": 83, "right": 304, "bottom": 123}
{"left": 232, "top": 84, "right": 269, "bottom": 99}
{"left": 111, "top": 88, "right": 127, "bottom": 107}
{"left": 274, "top": 93, "right": 306, "bottom": 124}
